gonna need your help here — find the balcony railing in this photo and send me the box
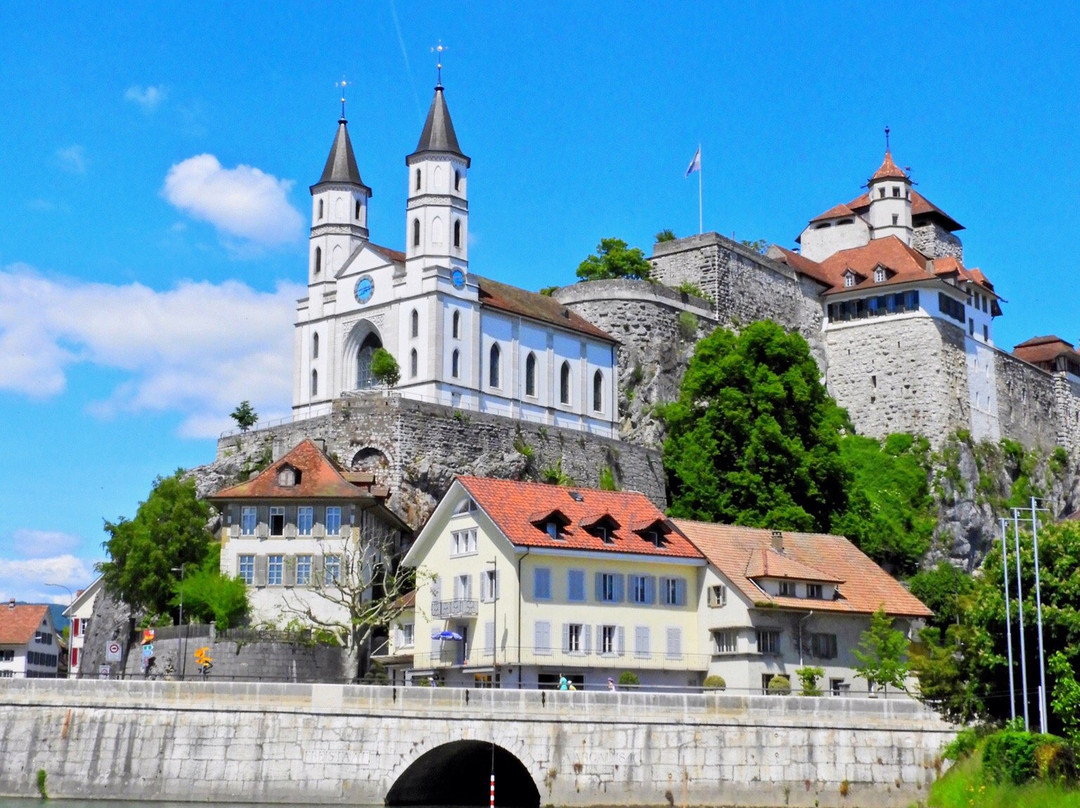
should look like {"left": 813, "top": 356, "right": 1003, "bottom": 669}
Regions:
{"left": 431, "top": 598, "right": 479, "bottom": 618}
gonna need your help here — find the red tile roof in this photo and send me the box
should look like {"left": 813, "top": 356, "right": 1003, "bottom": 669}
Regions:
{"left": 744, "top": 548, "right": 844, "bottom": 583}
{"left": 371, "top": 242, "right": 407, "bottom": 264}
{"left": 809, "top": 203, "right": 858, "bottom": 223}
{"left": 457, "top": 477, "right": 704, "bottom": 559}
{"left": 846, "top": 189, "right": 964, "bottom": 232}
{"left": 869, "top": 151, "right": 909, "bottom": 182}
{"left": 209, "top": 439, "right": 385, "bottom": 501}
{"left": 674, "top": 520, "right": 932, "bottom": 618}
{"left": 769, "top": 245, "right": 836, "bottom": 287}
{"left": 0, "top": 604, "right": 51, "bottom": 645}
{"left": 474, "top": 276, "right": 617, "bottom": 343}
{"left": 1013, "top": 336, "right": 1080, "bottom": 365}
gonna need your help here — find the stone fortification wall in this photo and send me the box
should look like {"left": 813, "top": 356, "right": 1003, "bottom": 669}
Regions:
{"left": 213, "top": 395, "right": 664, "bottom": 528}
{"left": 555, "top": 280, "right": 716, "bottom": 447}
{"left": 824, "top": 315, "right": 969, "bottom": 446}
{"left": 649, "top": 233, "right": 827, "bottom": 368}
{"left": 913, "top": 224, "right": 963, "bottom": 260}
{"left": 0, "top": 679, "right": 954, "bottom": 808}
{"left": 1054, "top": 374, "right": 1080, "bottom": 453}
{"left": 992, "top": 349, "right": 1062, "bottom": 453}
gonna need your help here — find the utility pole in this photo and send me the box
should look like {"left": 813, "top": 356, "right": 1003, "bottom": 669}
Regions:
{"left": 1031, "top": 497, "right": 1049, "bottom": 735}
{"left": 488, "top": 558, "right": 498, "bottom": 685}
{"left": 172, "top": 564, "right": 186, "bottom": 680}
{"left": 1012, "top": 510, "right": 1029, "bottom": 730}
{"left": 999, "top": 519, "right": 1016, "bottom": 723}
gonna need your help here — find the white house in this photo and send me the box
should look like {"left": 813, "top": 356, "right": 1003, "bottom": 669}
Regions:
{"left": 63, "top": 576, "right": 103, "bottom": 678}
{"left": 291, "top": 80, "right": 619, "bottom": 437}
{"left": 0, "top": 602, "right": 61, "bottom": 678}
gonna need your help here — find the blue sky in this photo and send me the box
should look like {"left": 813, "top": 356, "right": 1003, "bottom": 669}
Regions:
{"left": 2, "top": 3, "right": 1077, "bottom": 604}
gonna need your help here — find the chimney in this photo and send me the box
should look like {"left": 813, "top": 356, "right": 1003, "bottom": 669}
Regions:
{"left": 770, "top": 530, "right": 784, "bottom": 552}
{"left": 8, "top": 598, "right": 14, "bottom": 609}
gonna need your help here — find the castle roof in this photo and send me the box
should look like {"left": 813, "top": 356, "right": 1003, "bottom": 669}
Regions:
{"left": 674, "top": 520, "right": 932, "bottom": 618}
{"left": 474, "top": 275, "right": 617, "bottom": 343}
{"left": 0, "top": 604, "right": 52, "bottom": 646}
{"left": 869, "top": 150, "right": 909, "bottom": 182}
{"left": 808, "top": 203, "right": 857, "bottom": 223}
{"left": 844, "top": 189, "right": 964, "bottom": 232}
{"left": 453, "top": 477, "right": 705, "bottom": 560}
{"left": 1013, "top": 335, "right": 1080, "bottom": 365}
{"left": 315, "top": 119, "right": 370, "bottom": 192}
{"left": 410, "top": 85, "right": 470, "bottom": 166}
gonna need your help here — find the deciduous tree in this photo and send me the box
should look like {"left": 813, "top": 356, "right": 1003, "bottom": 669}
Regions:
{"left": 230, "top": 400, "right": 258, "bottom": 432}
{"left": 853, "top": 606, "right": 911, "bottom": 694}
{"left": 576, "top": 238, "right": 652, "bottom": 282}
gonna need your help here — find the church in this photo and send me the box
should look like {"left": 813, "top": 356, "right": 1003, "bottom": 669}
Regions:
{"left": 291, "top": 81, "right": 619, "bottom": 438}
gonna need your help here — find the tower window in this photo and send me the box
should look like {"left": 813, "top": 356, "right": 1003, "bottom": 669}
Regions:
{"left": 892, "top": 214, "right": 899, "bottom": 225}
{"left": 355, "top": 200, "right": 361, "bottom": 220}
{"left": 314, "top": 247, "right": 322, "bottom": 275}
{"left": 592, "top": 370, "right": 603, "bottom": 412}
{"left": 560, "top": 361, "right": 571, "bottom": 405}
{"left": 489, "top": 344, "right": 501, "bottom": 388}
{"left": 415, "top": 168, "right": 421, "bottom": 191}
{"left": 878, "top": 188, "right": 885, "bottom": 198}
{"left": 454, "top": 170, "right": 462, "bottom": 191}
{"left": 452, "top": 310, "right": 461, "bottom": 339}
{"left": 525, "top": 352, "right": 537, "bottom": 397}
{"left": 312, "top": 332, "right": 319, "bottom": 359}
{"left": 311, "top": 369, "right": 318, "bottom": 396}
{"left": 453, "top": 220, "right": 461, "bottom": 248}
{"left": 410, "top": 349, "right": 418, "bottom": 378}
{"left": 892, "top": 186, "right": 900, "bottom": 197}
{"left": 412, "top": 219, "right": 420, "bottom": 247}
{"left": 411, "top": 309, "right": 419, "bottom": 338}
{"left": 452, "top": 349, "right": 460, "bottom": 378}
{"left": 318, "top": 199, "right": 324, "bottom": 219}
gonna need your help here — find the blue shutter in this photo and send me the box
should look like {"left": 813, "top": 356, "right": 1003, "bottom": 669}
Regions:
{"left": 594, "top": 572, "right": 603, "bottom": 602}
{"left": 617, "top": 626, "right": 626, "bottom": 656}
{"left": 645, "top": 576, "right": 656, "bottom": 605}
{"left": 582, "top": 624, "right": 592, "bottom": 654}
{"left": 562, "top": 623, "right": 571, "bottom": 653}
{"left": 676, "top": 578, "right": 687, "bottom": 607}
{"left": 614, "top": 574, "right": 625, "bottom": 603}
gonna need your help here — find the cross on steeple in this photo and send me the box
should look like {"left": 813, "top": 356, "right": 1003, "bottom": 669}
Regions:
{"left": 336, "top": 76, "right": 349, "bottom": 120}
{"left": 431, "top": 41, "right": 447, "bottom": 87}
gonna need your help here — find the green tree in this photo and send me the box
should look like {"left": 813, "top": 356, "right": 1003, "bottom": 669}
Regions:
{"left": 1049, "top": 650, "right": 1080, "bottom": 742}
{"left": 853, "top": 607, "right": 911, "bottom": 694}
{"left": 230, "top": 400, "right": 258, "bottom": 432}
{"left": 175, "top": 544, "right": 249, "bottom": 630}
{"left": 99, "top": 472, "right": 215, "bottom": 619}
{"left": 371, "top": 348, "right": 401, "bottom": 388}
{"left": 739, "top": 238, "right": 768, "bottom": 255}
{"left": 655, "top": 228, "right": 676, "bottom": 243}
{"left": 661, "top": 321, "right": 851, "bottom": 531}
{"left": 908, "top": 560, "right": 974, "bottom": 633}
{"left": 796, "top": 666, "right": 824, "bottom": 696}
{"left": 576, "top": 238, "right": 652, "bottom": 282}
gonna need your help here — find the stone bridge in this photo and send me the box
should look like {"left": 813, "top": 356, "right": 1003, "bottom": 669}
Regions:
{"left": 0, "top": 680, "right": 953, "bottom": 808}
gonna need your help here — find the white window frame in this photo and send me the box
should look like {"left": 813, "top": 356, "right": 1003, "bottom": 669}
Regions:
{"left": 269, "top": 506, "right": 285, "bottom": 536}
{"left": 481, "top": 569, "right": 499, "bottom": 603}
{"left": 707, "top": 584, "right": 727, "bottom": 607}
{"left": 712, "top": 629, "right": 737, "bottom": 654}
{"left": 451, "top": 528, "right": 477, "bottom": 557}
{"left": 238, "top": 554, "right": 255, "bottom": 585}
{"left": 297, "top": 506, "right": 314, "bottom": 536}
{"left": 324, "top": 555, "right": 341, "bottom": 585}
{"left": 267, "top": 554, "right": 284, "bottom": 586}
{"left": 325, "top": 506, "right": 342, "bottom": 536}
{"left": 296, "top": 554, "right": 312, "bottom": 586}
{"left": 240, "top": 506, "right": 257, "bottom": 536}
{"left": 757, "top": 628, "right": 780, "bottom": 655}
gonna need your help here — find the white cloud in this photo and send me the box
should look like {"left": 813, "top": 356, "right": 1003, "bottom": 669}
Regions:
{"left": 56, "top": 145, "right": 87, "bottom": 174}
{"left": 163, "top": 154, "right": 303, "bottom": 247}
{"left": 124, "top": 84, "right": 166, "bottom": 112}
{"left": 0, "top": 263, "right": 300, "bottom": 437}
{"left": 12, "top": 529, "right": 81, "bottom": 558}
{"left": 0, "top": 555, "right": 94, "bottom": 604}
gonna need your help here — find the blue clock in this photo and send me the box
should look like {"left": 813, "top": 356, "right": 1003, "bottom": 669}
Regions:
{"left": 354, "top": 276, "right": 374, "bottom": 304}
{"left": 451, "top": 268, "right": 466, "bottom": 289}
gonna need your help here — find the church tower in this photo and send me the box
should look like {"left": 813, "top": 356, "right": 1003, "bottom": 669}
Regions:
{"left": 309, "top": 116, "right": 372, "bottom": 286}
{"left": 866, "top": 149, "right": 913, "bottom": 245}
{"left": 404, "top": 81, "right": 470, "bottom": 279}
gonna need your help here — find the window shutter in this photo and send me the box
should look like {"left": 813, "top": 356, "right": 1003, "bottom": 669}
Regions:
{"left": 285, "top": 556, "right": 297, "bottom": 586}
{"left": 666, "top": 626, "right": 682, "bottom": 658}
{"left": 676, "top": 578, "right": 687, "bottom": 607}
{"left": 313, "top": 523, "right": 325, "bottom": 538}
{"left": 312, "top": 555, "right": 324, "bottom": 585}
{"left": 594, "top": 572, "right": 603, "bottom": 602}
{"left": 480, "top": 573, "right": 489, "bottom": 602}
{"left": 645, "top": 576, "right": 656, "bottom": 604}
{"left": 614, "top": 574, "right": 625, "bottom": 603}
{"left": 617, "top": 626, "right": 626, "bottom": 656}
{"left": 635, "top": 626, "right": 649, "bottom": 658}
{"left": 228, "top": 525, "right": 239, "bottom": 539}
{"left": 285, "top": 522, "right": 297, "bottom": 538}
{"left": 393, "top": 626, "right": 402, "bottom": 648}
{"left": 484, "top": 621, "right": 495, "bottom": 654}
{"left": 582, "top": 625, "right": 592, "bottom": 654}
{"left": 535, "top": 621, "right": 550, "bottom": 656}
{"left": 562, "top": 623, "right": 570, "bottom": 653}
{"left": 255, "top": 555, "right": 268, "bottom": 587}
{"left": 256, "top": 523, "right": 269, "bottom": 539}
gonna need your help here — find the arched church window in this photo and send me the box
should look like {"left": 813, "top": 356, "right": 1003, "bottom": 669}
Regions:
{"left": 453, "top": 220, "right": 461, "bottom": 248}
{"left": 593, "top": 370, "right": 603, "bottom": 412}
{"left": 411, "top": 309, "right": 419, "bottom": 338}
{"left": 490, "top": 344, "right": 501, "bottom": 389}
{"left": 314, "top": 247, "right": 322, "bottom": 275}
{"left": 451, "top": 349, "right": 460, "bottom": 378}
{"left": 415, "top": 168, "right": 421, "bottom": 191}
{"left": 318, "top": 199, "right": 324, "bottom": 219}
{"left": 311, "top": 369, "right": 318, "bottom": 397}
{"left": 412, "top": 219, "right": 421, "bottom": 247}
{"left": 312, "top": 333, "right": 319, "bottom": 359}
{"left": 525, "top": 352, "right": 537, "bottom": 397}
{"left": 355, "top": 200, "right": 361, "bottom": 220}
{"left": 410, "top": 349, "right": 418, "bottom": 378}
{"left": 356, "top": 333, "right": 382, "bottom": 389}
{"left": 560, "top": 361, "right": 571, "bottom": 405}
{"left": 452, "top": 311, "right": 460, "bottom": 339}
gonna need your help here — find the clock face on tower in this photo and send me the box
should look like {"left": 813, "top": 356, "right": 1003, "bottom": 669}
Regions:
{"left": 451, "top": 268, "right": 466, "bottom": 289}
{"left": 354, "top": 276, "right": 374, "bottom": 304}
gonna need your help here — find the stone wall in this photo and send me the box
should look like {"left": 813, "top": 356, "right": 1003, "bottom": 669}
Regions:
{"left": 212, "top": 394, "right": 665, "bottom": 529}
{"left": 993, "top": 349, "right": 1061, "bottom": 452}
{"left": 0, "top": 679, "right": 955, "bottom": 808}
{"left": 913, "top": 224, "right": 963, "bottom": 260}
{"left": 555, "top": 280, "right": 716, "bottom": 447}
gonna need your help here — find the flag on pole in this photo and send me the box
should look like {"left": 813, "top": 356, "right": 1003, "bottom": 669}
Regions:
{"left": 685, "top": 146, "right": 701, "bottom": 177}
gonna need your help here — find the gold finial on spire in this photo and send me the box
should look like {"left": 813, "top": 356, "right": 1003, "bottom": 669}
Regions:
{"left": 431, "top": 40, "right": 447, "bottom": 86}
{"left": 336, "top": 76, "right": 349, "bottom": 120}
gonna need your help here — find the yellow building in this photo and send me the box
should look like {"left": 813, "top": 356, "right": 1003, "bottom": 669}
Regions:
{"left": 397, "top": 477, "right": 707, "bottom": 690}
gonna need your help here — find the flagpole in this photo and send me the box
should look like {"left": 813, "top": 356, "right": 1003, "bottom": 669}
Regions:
{"left": 697, "top": 143, "right": 703, "bottom": 235}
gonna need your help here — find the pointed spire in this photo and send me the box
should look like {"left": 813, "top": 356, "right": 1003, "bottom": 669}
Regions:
{"left": 869, "top": 149, "right": 908, "bottom": 183}
{"left": 317, "top": 118, "right": 370, "bottom": 189}
{"left": 409, "top": 85, "right": 470, "bottom": 166}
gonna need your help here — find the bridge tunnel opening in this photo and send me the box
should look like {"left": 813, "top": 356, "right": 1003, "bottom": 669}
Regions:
{"left": 386, "top": 740, "right": 540, "bottom": 808}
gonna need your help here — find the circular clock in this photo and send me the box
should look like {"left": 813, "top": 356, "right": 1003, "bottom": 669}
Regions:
{"left": 354, "top": 276, "right": 374, "bottom": 304}
{"left": 451, "top": 268, "right": 466, "bottom": 289}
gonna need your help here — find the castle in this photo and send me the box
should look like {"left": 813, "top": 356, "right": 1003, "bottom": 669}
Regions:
{"left": 218, "top": 81, "right": 1080, "bottom": 527}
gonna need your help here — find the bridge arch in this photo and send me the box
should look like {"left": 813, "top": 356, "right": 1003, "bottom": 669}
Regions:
{"left": 386, "top": 740, "right": 540, "bottom": 808}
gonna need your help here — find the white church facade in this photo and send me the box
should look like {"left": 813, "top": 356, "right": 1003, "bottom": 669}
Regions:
{"left": 292, "top": 83, "right": 619, "bottom": 437}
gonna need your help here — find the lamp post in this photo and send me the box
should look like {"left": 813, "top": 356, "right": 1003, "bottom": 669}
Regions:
{"left": 1030, "top": 497, "right": 1049, "bottom": 735}
{"left": 172, "top": 565, "right": 186, "bottom": 679}
{"left": 1012, "top": 509, "right": 1029, "bottom": 730}
{"left": 999, "top": 519, "right": 1016, "bottom": 723}
{"left": 488, "top": 558, "right": 497, "bottom": 685}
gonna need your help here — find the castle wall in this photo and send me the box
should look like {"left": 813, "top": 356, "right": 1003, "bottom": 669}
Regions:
{"left": 217, "top": 395, "right": 665, "bottom": 528}
{"left": 993, "top": 352, "right": 1066, "bottom": 453}
{"left": 912, "top": 224, "right": 963, "bottom": 260}
{"left": 824, "top": 315, "right": 969, "bottom": 445}
{"left": 1053, "top": 374, "right": 1080, "bottom": 453}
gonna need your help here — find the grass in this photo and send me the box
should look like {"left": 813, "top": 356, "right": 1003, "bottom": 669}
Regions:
{"left": 928, "top": 749, "right": 1080, "bottom": 808}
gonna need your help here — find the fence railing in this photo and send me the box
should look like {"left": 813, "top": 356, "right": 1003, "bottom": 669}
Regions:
{"left": 431, "top": 598, "right": 479, "bottom": 618}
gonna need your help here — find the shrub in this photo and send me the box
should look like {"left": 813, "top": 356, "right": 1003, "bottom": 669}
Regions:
{"left": 767, "top": 675, "right": 791, "bottom": 695}
{"left": 982, "top": 730, "right": 1041, "bottom": 785}
{"left": 618, "top": 671, "right": 640, "bottom": 687}
{"left": 796, "top": 666, "right": 824, "bottom": 696}
{"left": 703, "top": 674, "right": 726, "bottom": 690}
{"left": 942, "top": 726, "right": 980, "bottom": 761}
{"left": 677, "top": 310, "right": 698, "bottom": 340}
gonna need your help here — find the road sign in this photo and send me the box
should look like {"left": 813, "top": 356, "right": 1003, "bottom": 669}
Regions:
{"left": 98, "top": 665, "right": 110, "bottom": 679}
{"left": 141, "top": 644, "right": 154, "bottom": 657}
{"left": 105, "top": 642, "right": 122, "bottom": 662}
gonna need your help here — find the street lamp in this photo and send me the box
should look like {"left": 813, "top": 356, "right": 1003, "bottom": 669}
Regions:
{"left": 172, "top": 565, "right": 186, "bottom": 679}
{"left": 488, "top": 559, "right": 498, "bottom": 683}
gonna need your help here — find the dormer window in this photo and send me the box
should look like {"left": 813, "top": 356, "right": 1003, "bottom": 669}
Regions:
{"left": 531, "top": 508, "right": 571, "bottom": 539}
{"left": 778, "top": 581, "right": 796, "bottom": 597}
{"left": 277, "top": 467, "right": 300, "bottom": 487}
{"left": 843, "top": 271, "right": 856, "bottom": 288}
{"left": 546, "top": 522, "right": 559, "bottom": 539}
{"left": 807, "top": 583, "right": 823, "bottom": 599}
{"left": 873, "top": 267, "right": 886, "bottom": 283}
{"left": 581, "top": 513, "right": 620, "bottom": 543}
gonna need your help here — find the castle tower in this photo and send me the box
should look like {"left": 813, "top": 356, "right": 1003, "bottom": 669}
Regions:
{"left": 866, "top": 150, "right": 913, "bottom": 245}
{"left": 309, "top": 117, "right": 372, "bottom": 285}
{"left": 404, "top": 82, "right": 470, "bottom": 279}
